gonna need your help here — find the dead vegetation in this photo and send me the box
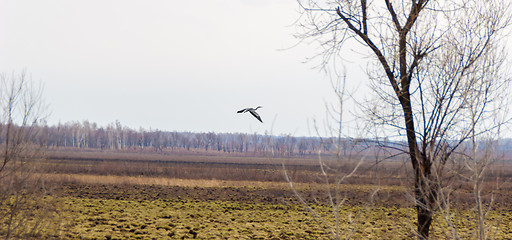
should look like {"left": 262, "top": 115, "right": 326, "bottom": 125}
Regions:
{"left": 39, "top": 148, "right": 512, "bottom": 210}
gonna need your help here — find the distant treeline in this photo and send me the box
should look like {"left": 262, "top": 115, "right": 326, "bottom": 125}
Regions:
{"left": 38, "top": 121, "right": 367, "bottom": 156}
{"left": 5, "top": 120, "right": 510, "bottom": 158}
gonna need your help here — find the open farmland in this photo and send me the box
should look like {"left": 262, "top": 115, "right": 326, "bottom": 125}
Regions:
{"left": 19, "top": 149, "right": 512, "bottom": 239}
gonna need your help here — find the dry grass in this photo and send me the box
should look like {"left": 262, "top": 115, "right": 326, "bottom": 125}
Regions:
{"left": 40, "top": 173, "right": 405, "bottom": 192}
{"left": 42, "top": 149, "right": 414, "bottom": 185}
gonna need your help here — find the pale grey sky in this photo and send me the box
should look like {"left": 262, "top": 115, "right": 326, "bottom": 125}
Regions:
{"left": 9, "top": 1, "right": 508, "bottom": 139}
{"left": 1, "top": 0, "right": 368, "bottom": 137}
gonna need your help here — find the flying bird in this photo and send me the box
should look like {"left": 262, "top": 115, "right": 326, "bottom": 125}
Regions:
{"left": 237, "top": 106, "right": 263, "bottom": 123}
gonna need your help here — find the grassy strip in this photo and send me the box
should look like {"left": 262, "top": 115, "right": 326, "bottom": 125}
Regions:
{"left": 40, "top": 173, "right": 405, "bottom": 192}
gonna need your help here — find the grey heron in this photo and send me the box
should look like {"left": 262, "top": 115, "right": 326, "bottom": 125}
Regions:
{"left": 237, "top": 106, "right": 263, "bottom": 123}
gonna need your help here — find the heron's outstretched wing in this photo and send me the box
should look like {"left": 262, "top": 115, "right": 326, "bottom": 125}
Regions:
{"left": 237, "top": 108, "right": 248, "bottom": 113}
{"left": 249, "top": 110, "right": 263, "bottom": 123}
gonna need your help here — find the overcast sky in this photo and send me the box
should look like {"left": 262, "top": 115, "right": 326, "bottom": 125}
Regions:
{"left": 1, "top": 0, "right": 367, "bottom": 137}
{"left": 6, "top": 1, "right": 508, "bottom": 139}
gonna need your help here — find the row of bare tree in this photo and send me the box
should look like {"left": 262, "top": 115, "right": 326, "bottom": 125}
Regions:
{"left": 38, "top": 120, "right": 370, "bottom": 156}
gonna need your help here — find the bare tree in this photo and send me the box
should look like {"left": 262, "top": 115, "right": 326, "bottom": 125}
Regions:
{"left": 0, "top": 71, "right": 56, "bottom": 239}
{"left": 295, "top": 0, "right": 511, "bottom": 238}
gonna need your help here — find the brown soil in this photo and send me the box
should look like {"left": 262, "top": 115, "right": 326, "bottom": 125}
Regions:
{"left": 46, "top": 149, "right": 512, "bottom": 210}
{"left": 56, "top": 181, "right": 512, "bottom": 210}
{"left": 58, "top": 183, "right": 408, "bottom": 206}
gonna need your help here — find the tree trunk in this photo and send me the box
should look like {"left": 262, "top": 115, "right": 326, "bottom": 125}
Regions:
{"left": 401, "top": 93, "right": 435, "bottom": 239}
{"left": 415, "top": 167, "right": 434, "bottom": 239}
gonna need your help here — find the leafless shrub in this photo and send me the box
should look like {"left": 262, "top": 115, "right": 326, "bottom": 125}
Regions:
{"left": 430, "top": 121, "right": 510, "bottom": 239}
{"left": 282, "top": 72, "right": 388, "bottom": 239}
{"left": 0, "top": 71, "right": 60, "bottom": 239}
